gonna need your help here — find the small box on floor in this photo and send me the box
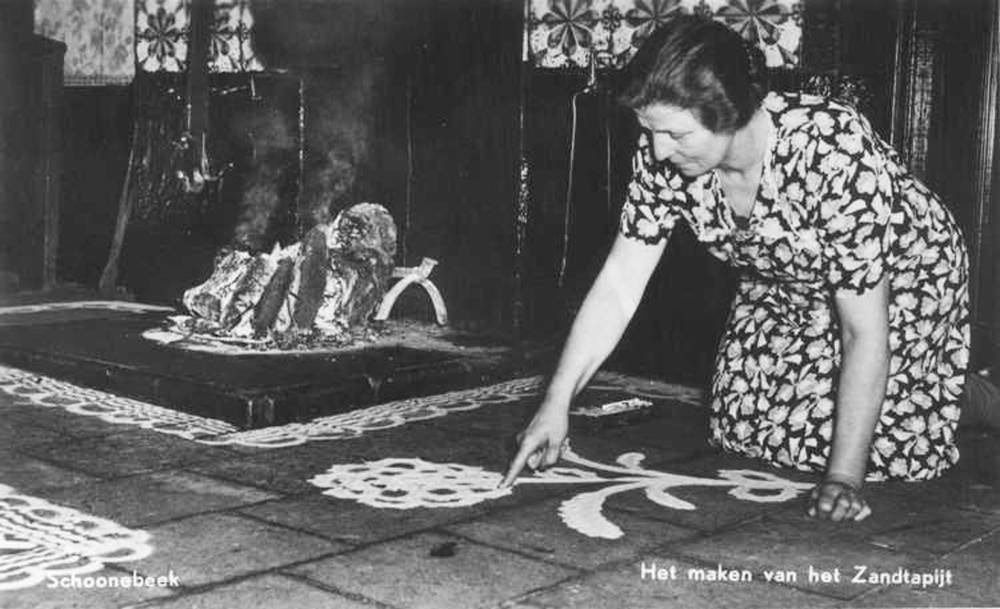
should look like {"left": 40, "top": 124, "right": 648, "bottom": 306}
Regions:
{"left": 571, "top": 397, "right": 654, "bottom": 430}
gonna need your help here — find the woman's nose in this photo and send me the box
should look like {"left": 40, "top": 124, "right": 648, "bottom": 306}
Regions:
{"left": 651, "top": 134, "right": 676, "bottom": 161}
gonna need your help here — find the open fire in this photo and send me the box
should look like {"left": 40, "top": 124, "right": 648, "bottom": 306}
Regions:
{"left": 163, "top": 202, "right": 397, "bottom": 350}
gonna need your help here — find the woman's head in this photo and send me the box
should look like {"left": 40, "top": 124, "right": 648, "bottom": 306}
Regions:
{"left": 617, "top": 15, "right": 766, "bottom": 134}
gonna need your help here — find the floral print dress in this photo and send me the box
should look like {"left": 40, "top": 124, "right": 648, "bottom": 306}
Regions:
{"left": 619, "top": 92, "right": 969, "bottom": 481}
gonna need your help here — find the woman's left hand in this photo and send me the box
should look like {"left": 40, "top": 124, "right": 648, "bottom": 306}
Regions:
{"left": 806, "top": 477, "right": 871, "bottom": 522}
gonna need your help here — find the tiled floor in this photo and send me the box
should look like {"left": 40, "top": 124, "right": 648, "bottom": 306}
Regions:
{"left": 0, "top": 302, "right": 998, "bottom": 609}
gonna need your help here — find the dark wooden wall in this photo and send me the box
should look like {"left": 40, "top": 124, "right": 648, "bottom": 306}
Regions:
{"left": 0, "top": 0, "right": 34, "bottom": 292}
{"left": 47, "top": 0, "right": 998, "bottom": 377}
{"left": 0, "top": 0, "right": 64, "bottom": 292}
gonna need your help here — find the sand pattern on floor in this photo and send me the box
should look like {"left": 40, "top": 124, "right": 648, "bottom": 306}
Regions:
{"left": 309, "top": 446, "right": 813, "bottom": 539}
{"left": 0, "top": 484, "right": 152, "bottom": 591}
{"left": 0, "top": 301, "right": 173, "bottom": 315}
{"left": 0, "top": 366, "right": 703, "bottom": 448}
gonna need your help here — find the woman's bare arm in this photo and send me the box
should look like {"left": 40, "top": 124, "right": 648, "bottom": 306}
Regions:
{"left": 809, "top": 275, "right": 890, "bottom": 520}
{"left": 500, "top": 232, "right": 666, "bottom": 487}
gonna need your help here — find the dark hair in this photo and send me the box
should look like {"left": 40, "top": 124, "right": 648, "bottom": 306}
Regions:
{"left": 616, "top": 15, "right": 767, "bottom": 133}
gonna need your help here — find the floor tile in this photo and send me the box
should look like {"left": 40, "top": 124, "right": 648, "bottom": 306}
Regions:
{"left": 930, "top": 528, "right": 1000, "bottom": 605}
{"left": 509, "top": 558, "right": 840, "bottom": 609}
{"left": 0, "top": 411, "right": 80, "bottom": 449}
{"left": 129, "top": 574, "right": 374, "bottom": 609}
{"left": 0, "top": 448, "right": 100, "bottom": 491}
{"left": 602, "top": 452, "right": 814, "bottom": 533}
{"left": 237, "top": 481, "right": 563, "bottom": 547}
{"left": 129, "top": 513, "right": 342, "bottom": 589}
{"left": 585, "top": 401, "right": 714, "bottom": 463}
{"left": 444, "top": 497, "right": 697, "bottom": 569}
{"left": 421, "top": 390, "right": 540, "bottom": 439}
{"left": 2, "top": 351, "right": 997, "bottom": 608}
{"left": 40, "top": 470, "right": 280, "bottom": 527}
{"left": 844, "top": 530, "right": 998, "bottom": 609}
{"left": 185, "top": 443, "right": 343, "bottom": 495}
{"left": 763, "top": 475, "right": 1000, "bottom": 558}
{"left": 1, "top": 400, "right": 135, "bottom": 440}
{"left": 423, "top": 385, "right": 710, "bottom": 465}
{"left": 289, "top": 531, "right": 577, "bottom": 609}
{"left": 848, "top": 584, "right": 990, "bottom": 608}
{"left": 855, "top": 502, "right": 1000, "bottom": 556}
{"left": 19, "top": 430, "right": 240, "bottom": 478}
{"left": 0, "top": 566, "right": 176, "bottom": 609}
{"left": 672, "top": 514, "right": 937, "bottom": 601}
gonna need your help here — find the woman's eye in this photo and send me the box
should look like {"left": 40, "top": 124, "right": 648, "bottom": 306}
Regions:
{"left": 652, "top": 131, "right": 686, "bottom": 140}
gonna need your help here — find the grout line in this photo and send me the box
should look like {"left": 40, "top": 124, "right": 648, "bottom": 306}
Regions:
{"left": 438, "top": 526, "right": 589, "bottom": 573}
{"left": 278, "top": 570, "right": 404, "bottom": 609}
{"left": 172, "top": 463, "right": 319, "bottom": 497}
{"left": 4, "top": 445, "right": 119, "bottom": 484}
{"left": 937, "top": 522, "right": 1000, "bottom": 560}
{"left": 231, "top": 505, "right": 365, "bottom": 548}
{"left": 120, "top": 494, "right": 296, "bottom": 530}
{"left": 116, "top": 561, "right": 401, "bottom": 609}
{"left": 489, "top": 571, "right": 603, "bottom": 609}
{"left": 6, "top": 450, "right": 253, "bottom": 488}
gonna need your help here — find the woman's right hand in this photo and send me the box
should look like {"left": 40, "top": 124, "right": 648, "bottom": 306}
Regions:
{"left": 499, "top": 405, "right": 569, "bottom": 488}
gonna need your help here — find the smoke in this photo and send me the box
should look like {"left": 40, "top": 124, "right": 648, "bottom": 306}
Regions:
{"left": 227, "top": 1, "right": 391, "bottom": 249}
{"left": 297, "top": 64, "right": 379, "bottom": 233}
{"left": 230, "top": 107, "right": 296, "bottom": 251}
{"left": 233, "top": 167, "right": 284, "bottom": 251}
{"left": 248, "top": 0, "right": 401, "bottom": 72}
{"left": 233, "top": 106, "right": 297, "bottom": 157}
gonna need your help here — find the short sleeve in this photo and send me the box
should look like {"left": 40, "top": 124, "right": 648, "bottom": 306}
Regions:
{"left": 810, "top": 107, "right": 895, "bottom": 294}
{"left": 619, "top": 136, "right": 684, "bottom": 245}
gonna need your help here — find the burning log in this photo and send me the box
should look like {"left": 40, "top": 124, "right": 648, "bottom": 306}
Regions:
{"left": 223, "top": 251, "right": 279, "bottom": 331}
{"left": 177, "top": 202, "right": 397, "bottom": 348}
{"left": 253, "top": 257, "right": 295, "bottom": 336}
{"left": 292, "top": 226, "right": 329, "bottom": 330}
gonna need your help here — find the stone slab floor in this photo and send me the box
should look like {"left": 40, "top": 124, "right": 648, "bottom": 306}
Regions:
{"left": 0, "top": 307, "right": 997, "bottom": 609}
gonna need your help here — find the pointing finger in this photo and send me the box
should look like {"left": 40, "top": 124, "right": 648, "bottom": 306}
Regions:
{"left": 500, "top": 440, "right": 536, "bottom": 488}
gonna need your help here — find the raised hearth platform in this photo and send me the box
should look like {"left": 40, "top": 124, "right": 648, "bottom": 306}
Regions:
{"left": 0, "top": 303, "right": 546, "bottom": 428}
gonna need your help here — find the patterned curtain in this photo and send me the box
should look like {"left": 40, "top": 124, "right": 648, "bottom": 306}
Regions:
{"left": 135, "top": 0, "right": 263, "bottom": 73}
{"left": 32, "top": 0, "right": 263, "bottom": 85}
{"left": 34, "top": 0, "right": 135, "bottom": 86}
{"left": 526, "top": 0, "right": 803, "bottom": 69}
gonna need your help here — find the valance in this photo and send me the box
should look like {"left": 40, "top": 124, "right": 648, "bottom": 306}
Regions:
{"left": 33, "top": 0, "right": 263, "bottom": 85}
{"left": 135, "top": 0, "right": 263, "bottom": 73}
{"left": 34, "top": 0, "right": 135, "bottom": 86}
{"left": 526, "top": 0, "right": 802, "bottom": 69}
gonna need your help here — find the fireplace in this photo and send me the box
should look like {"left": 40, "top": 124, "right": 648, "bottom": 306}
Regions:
{"left": 168, "top": 202, "right": 397, "bottom": 350}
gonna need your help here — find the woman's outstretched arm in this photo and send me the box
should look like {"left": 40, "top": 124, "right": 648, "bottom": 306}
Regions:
{"left": 500, "top": 233, "right": 667, "bottom": 487}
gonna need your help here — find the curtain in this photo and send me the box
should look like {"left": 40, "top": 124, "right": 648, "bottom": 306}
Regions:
{"left": 33, "top": 0, "right": 264, "bottom": 85}
{"left": 526, "top": 0, "right": 803, "bottom": 69}
{"left": 34, "top": 0, "right": 135, "bottom": 86}
{"left": 135, "top": 0, "right": 263, "bottom": 73}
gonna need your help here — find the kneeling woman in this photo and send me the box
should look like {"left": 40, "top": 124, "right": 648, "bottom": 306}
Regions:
{"left": 502, "top": 15, "right": 971, "bottom": 522}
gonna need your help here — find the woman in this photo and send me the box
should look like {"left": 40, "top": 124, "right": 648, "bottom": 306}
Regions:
{"left": 501, "top": 15, "right": 972, "bottom": 522}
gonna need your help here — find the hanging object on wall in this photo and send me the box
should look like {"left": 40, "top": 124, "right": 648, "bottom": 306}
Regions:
{"left": 33, "top": 0, "right": 135, "bottom": 85}
{"left": 525, "top": 0, "right": 802, "bottom": 70}
{"left": 135, "top": 0, "right": 263, "bottom": 74}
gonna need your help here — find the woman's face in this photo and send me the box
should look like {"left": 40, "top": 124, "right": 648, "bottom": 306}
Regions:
{"left": 635, "top": 103, "right": 733, "bottom": 177}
